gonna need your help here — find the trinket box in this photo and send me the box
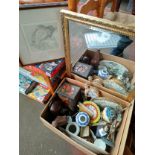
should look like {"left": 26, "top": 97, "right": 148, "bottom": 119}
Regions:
{"left": 57, "top": 82, "right": 81, "bottom": 111}
{"left": 35, "top": 58, "right": 65, "bottom": 78}
{"left": 73, "top": 62, "right": 93, "bottom": 79}
{"left": 40, "top": 10, "right": 135, "bottom": 155}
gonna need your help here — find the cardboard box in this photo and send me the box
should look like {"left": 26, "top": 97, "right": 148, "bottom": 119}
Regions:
{"left": 72, "top": 51, "right": 135, "bottom": 102}
{"left": 39, "top": 10, "right": 135, "bottom": 155}
{"left": 40, "top": 78, "right": 134, "bottom": 155}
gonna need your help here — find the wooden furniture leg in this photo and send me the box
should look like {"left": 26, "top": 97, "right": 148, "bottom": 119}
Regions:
{"left": 111, "top": 0, "right": 116, "bottom": 12}
{"left": 99, "top": 0, "right": 116, "bottom": 18}
{"left": 68, "top": 0, "right": 116, "bottom": 18}
{"left": 98, "top": 0, "right": 105, "bottom": 18}
{"left": 115, "top": 0, "right": 122, "bottom": 11}
{"left": 68, "top": 0, "right": 80, "bottom": 12}
{"left": 132, "top": 0, "right": 135, "bottom": 15}
{"left": 79, "top": 0, "right": 99, "bottom": 16}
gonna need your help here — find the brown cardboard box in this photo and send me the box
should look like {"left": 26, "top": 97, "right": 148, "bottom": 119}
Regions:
{"left": 72, "top": 51, "right": 135, "bottom": 102}
{"left": 40, "top": 78, "right": 134, "bottom": 155}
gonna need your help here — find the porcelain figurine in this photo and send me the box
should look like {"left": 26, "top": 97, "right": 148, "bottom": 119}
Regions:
{"left": 88, "top": 76, "right": 103, "bottom": 87}
{"left": 91, "top": 97, "right": 123, "bottom": 112}
{"left": 97, "top": 66, "right": 110, "bottom": 79}
{"left": 99, "top": 60, "right": 129, "bottom": 78}
{"left": 99, "top": 60, "right": 134, "bottom": 91}
{"left": 90, "top": 75, "right": 105, "bottom": 85}
{"left": 115, "top": 113, "right": 122, "bottom": 128}
{"left": 103, "top": 79, "right": 128, "bottom": 96}
{"left": 102, "top": 107, "right": 116, "bottom": 123}
{"left": 96, "top": 125, "right": 108, "bottom": 138}
{"left": 84, "top": 85, "right": 99, "bottom": 99}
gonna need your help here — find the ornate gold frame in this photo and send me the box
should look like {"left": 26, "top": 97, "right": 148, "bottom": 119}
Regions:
{"left": 60, "top": 10, "right": 135, "bottom": 77}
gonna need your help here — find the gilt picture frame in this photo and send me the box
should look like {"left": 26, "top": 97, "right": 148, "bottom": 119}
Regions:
{"left": 19, "top": 2, "right": 68, "bottom": 65}
{"left": 60, "top": 10, "right": 135, "bottom": 77}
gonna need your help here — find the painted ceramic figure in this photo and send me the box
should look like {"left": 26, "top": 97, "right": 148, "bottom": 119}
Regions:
{"left": 102, "top": 107, "right": 116, "bottom": 123}
{"left": 84, "top": 85, "right": 99, "bottom": 99}
{"left": 76, "top": 112, "right": 90, "bottom": 127}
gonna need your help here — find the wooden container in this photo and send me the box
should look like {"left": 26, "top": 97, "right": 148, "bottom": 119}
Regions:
{"left": 57, "top": 81, "right": 81, "bottom": 111}
{"left": 40, "top": 78, "right": 134, "bottom": 155}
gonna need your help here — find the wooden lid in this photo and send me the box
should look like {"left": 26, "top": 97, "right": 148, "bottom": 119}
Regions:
{"left": 60, "top": 10, "right": 135, "bottom": 77}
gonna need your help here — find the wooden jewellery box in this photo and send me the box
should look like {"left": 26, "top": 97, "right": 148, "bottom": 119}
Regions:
{"left": 61, "top": 10, "right": 135, "bottom": 102}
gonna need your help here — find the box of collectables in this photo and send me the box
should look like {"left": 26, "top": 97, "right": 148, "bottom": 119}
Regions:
{"left": 40, "top": 10, "right": 135, "bottom": 155}
{"left": 62, "top": 11, "right": 135, "bottom": 102}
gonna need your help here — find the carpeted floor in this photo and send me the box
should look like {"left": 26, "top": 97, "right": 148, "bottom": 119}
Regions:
{"left": 19, "top": 94, "right": 68, "bottom": 155}
{"left": 19, "top": 94, "right": 90, "bottom": 155}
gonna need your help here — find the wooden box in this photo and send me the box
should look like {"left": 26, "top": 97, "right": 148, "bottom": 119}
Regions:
{"left": 57, "top": 81, "right": 81, "bottom": 111}
{"left": 61, "top": 10, "right": 135, "bottom": 102}
{"left": 40, "top": 78, "right": 134, "bottom": 155}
